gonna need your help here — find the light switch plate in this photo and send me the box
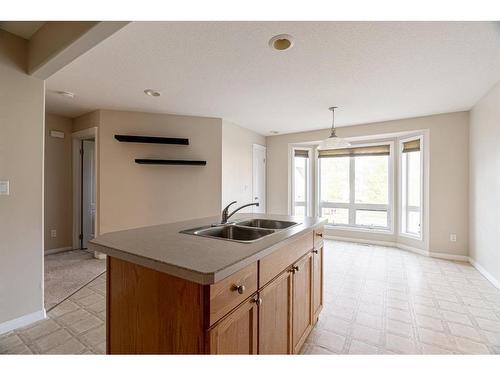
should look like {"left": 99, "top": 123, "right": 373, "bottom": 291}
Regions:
{"left": 0, "top": 180, "right": 9, "bottom": 195}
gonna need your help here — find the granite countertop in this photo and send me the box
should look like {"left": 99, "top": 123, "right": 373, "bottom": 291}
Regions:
{"left": 89, "top": 213, "right": 326, "bottom": 285}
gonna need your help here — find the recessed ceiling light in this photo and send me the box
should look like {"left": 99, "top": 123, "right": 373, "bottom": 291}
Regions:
{"left": 56, "top": 90, "right": 75, "bottom": 99}
{"left": 144, "top": 89, "right": 161, "bottom": 97}
{"left": 269, "top": 34, "right": 294, "bottom": 51}
{"left": 270, "top": 130, "right": 280, "bottom": 135}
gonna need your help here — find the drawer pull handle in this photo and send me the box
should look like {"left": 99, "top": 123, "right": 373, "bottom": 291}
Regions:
{"left": 233, "top": 285, "right": 246, "bottom": 294}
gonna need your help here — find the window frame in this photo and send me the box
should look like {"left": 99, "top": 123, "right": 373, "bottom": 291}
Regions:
{"left": 398, "top": 134, "right": 424, "bottom": 240}
{"left": 290, "top": 146, "right": 314, "bottom": 216}
{"left": 317, "top": 140, "right": 395, "bottom": 233}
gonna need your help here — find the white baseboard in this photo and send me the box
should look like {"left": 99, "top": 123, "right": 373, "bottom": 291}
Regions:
{"left": 430, "top": 251, "right": 469, "bottom": 262}
{"left": 469, "top": 258, "right": 500, "bottom": 290}
{"left": 0, "top": 309, "right": 46, "bottom": 335}
{"left": 397, "top": 243, "right": 429, "bottom": 257}
{"left": 325, "top": 235, "right": 397, "bottom": 248}
{"left": 44, "top": 246, "right": 73, "bottom": 255}
{"left": 325, "top": 235, "right": 470, "bottom": 262}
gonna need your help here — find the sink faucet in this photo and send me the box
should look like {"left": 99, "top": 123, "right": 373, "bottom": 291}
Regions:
{"left": 221, "top": 201, "right": 259, "bottom": 224}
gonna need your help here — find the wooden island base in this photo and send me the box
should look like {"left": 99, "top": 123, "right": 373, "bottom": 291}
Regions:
{"left": 106, "top": 227, "right": 324, "bottom": 354}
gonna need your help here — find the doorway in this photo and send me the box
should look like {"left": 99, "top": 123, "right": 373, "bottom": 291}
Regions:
{"left": 72, "top": 127, "right": 98, "bottom": 250}
{"left": 81, "top": 139, "right": 96, "bottom": 249}
{"left": 252, "top": 144, "right": 266, "bottom": 213}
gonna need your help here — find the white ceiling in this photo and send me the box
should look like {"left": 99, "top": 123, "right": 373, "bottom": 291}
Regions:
{"left": 0, "top": 21, "right": 45, "bottom": 39}
{"left": 46, "top": 21, "right": 500, "bottom": 135}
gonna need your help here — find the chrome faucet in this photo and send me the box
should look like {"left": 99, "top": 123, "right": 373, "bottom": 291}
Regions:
{"left": 221, "top": 201, "right": 259, "bottom": 224}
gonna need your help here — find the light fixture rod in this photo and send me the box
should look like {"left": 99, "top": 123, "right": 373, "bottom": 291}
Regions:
{"left": 328, "top": 106, "right": 338, "bottom": 137}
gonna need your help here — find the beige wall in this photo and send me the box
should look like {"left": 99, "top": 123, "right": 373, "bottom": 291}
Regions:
{"left": 97, "top": 110, "right": 223, "bottom": 234}
{"left": 266, "top": 111, "right": 469, "bottom": 256}
{"left": 222, "top": 121, "right": 266, "bottom": 211}
{"left": 44, "top": 113, "right": 73, "bottom": 251}
{"left": 72, "top": 110, "right": 100, "bottom": 132}
{"left": 469, "top": 81, "right": 500, "bottom": 284}
{"left": 0, "top": 30, "right": 45, "bottom": 325}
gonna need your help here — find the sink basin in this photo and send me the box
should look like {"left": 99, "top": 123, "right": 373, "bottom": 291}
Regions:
{"left": 181, "top": 225, "right": 275, "bottom": 243}
{"left": 236, "top": 219, "right": 298, "bottom": 230}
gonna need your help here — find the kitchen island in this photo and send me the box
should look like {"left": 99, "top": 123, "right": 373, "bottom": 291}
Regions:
{"left": 89, "top": 213, "right": 326, "bottom": 354}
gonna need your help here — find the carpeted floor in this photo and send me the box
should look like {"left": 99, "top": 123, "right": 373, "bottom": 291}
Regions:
{"left": 44, "top": 250, "right": 106, "bottom": 311}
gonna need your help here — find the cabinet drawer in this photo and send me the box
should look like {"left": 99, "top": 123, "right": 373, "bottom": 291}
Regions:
{"left": 209, "top": 262, "right": 258, "bottom": 326}
{"left": 313, "top": 227, "right": 324, "bottom": 249}
{"left": 259, "top": 231, "right": 313, "bottom": 287}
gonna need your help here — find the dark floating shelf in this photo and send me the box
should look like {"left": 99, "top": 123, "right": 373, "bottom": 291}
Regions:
{"left": 135, "top": 159, "right": 207, "bottom": 166}
{"left": 115, "top": 134, "right": 189, "bottom": 145}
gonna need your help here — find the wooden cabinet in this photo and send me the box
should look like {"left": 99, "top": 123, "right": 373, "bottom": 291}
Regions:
{"left": 107, "top": 226, "right": 324, "bottom": 354}
{"left": 312, "top": 244, "right": 323, "bottom": 322}
{"left": 208, "top": 295, "right": 258, "bottom": 354}
{"left": 259, "top": 269, "right": 293, "bottom": 354}
{"left": 292, "top": 252, "right": 313, "bottom": 353}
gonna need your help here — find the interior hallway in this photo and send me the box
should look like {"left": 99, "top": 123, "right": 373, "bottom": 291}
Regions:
{"left": 1, "top": 241, "right": 500, "bottom": 354}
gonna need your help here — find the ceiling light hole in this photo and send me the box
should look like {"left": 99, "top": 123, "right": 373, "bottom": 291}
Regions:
{"left": 144, "top": 89, "right": 161, "bottom": 97}
{"left": 269, "top": 34, "right": 294, "bottom": 51}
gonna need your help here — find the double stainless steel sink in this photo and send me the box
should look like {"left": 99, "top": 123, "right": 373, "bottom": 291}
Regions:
{"left": 180, "top": 218, "right": 299, "bottom": 243}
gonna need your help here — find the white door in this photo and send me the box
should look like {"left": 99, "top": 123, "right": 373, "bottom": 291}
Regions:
{"left": 252, "top": 144, "right": 266, "bottom": 213}
{"left": 82, "top": 139, "right": 96, "bottom": 248}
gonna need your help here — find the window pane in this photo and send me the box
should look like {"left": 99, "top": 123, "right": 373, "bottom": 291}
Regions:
{"left": 407, "top": 211, "right": 421, "bottom": 234}
{"left": 355, "top": 155, "right": 388, "bottom": 204}
{"left": 355, "top": 210, "right": 387, "bottom": 227}
{"left": 294, "top": 157, "right": 307, "bottom": 203}
{"left": 294, "top": 205, "right": 306, "bottom": 217}
{"left": 321, "top": 207, "right": 349, "bottom": 225}
{"left": 320, "top": 157, "right": 350, "bottom": 203}
{"left": 407, "top": 151, "right": 421, "bottom": 207}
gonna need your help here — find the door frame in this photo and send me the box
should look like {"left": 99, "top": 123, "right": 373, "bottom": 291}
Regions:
{"left": 72, "top": 127, "right": 98, "bottom": 250}
{"left": 252, "top": 144, "right": 266, "bottom": 213}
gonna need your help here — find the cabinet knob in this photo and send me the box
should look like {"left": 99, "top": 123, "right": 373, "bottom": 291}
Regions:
{"left": 316, "top": 232, "right": 323, "bottom": 237}
{"left": 233, "top": 285, "right": 246, "bottom": 294}
{"left": 291, "top": 265, "right": 299, "bottom": 273}
{"left": 312, "top": 249, "right": 319, "bottom": 254}
{"left": 253, "top": 296, "right": 262, "bottom": 306}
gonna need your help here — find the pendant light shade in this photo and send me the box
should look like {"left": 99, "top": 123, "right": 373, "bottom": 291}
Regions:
{"left": 318, "top": 106, "right": 351, "bottom": 150}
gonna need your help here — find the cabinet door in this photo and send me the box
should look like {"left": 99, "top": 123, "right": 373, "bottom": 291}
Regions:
{"left": 312, "top": 245, "right": 324, "bottom": 322}
{"left": 292, "top": 252, "right": 313, "bottom": 354}
{"left": 208, "top": 296, "right": 258, "bottom": 354}
{"left": 259, "top": 270, "right": 293, "bottom": 354}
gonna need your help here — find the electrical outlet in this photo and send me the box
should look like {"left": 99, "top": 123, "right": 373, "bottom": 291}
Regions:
{"left": 51, "top": 229, "right": 57, "bottom": 238}
{"left": 450, "top": 234, "right": 457, "bottom": 242}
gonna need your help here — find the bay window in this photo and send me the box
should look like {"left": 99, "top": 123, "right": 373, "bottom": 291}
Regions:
{"left": 292, "top": 148, "right": 312, "bottom": 216}
{"left": 318, "top": 144, "right": 392, "bottom": 230}
{"left": 400, "top": 137, "right": 423, "bottom": 237}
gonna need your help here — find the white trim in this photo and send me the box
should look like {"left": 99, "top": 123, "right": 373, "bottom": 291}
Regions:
{"left": 44, "top": 246, "right": 73, "bottom": 255}
{"left": 0, "top": 309, "right": 46, "bottom": 335}
{"left": 252, "top": 144, "right": 267, "bottom": 213}
{"left": 469, "top": 258, "right": 500, "bottom": 290}
{"left": 397, "top": 243, "right": 429, "bottom": 257}
{"left": 325, "top": 235, "right": 396, "bottom": 248}
{"left": 326, "top": 224, "right": 392, "bottom": 235}
{"left": 324, "top": 235, "right": 471, "bottom": 263}
{"left": 429, "top": 252, "right": 469, "bottom": 262}
{"left": 72, "top": 127, "right": 98, "bottom": 250}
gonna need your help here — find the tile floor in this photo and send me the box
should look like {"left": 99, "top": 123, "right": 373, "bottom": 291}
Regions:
{"left": 302, "top": 241, "right": 500, "bottom": 354}
{"left": 1, "top": 240, "right": 500, "bottom": 354}
{"left": 0, "top": 273, "right": 106, "bottom": 354}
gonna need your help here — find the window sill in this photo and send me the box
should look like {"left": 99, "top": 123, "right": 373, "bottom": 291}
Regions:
{"left": 326, "top": 225, "right": 394, "bottom": 235}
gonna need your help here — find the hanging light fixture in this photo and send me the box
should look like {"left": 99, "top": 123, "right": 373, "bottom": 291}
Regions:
{"left": 318, "top": 106, "right": 351, "bottom": 149}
